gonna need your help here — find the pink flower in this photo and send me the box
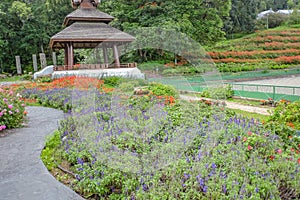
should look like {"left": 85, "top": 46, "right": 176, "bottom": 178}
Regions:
{"left": 0, "top": 125, "right": 6, "bottom": 131}
{"left": 248, "top": 145, "right": 253, "bottom": 150}
{"left": 247, "top": 132, "right": 252, "bottom": 136}
{"left": 8, "top": 105, "right": 13, "bottom": 109}
{"left": 8, "top": 111, "right": 12, "bottom": 115}
{"left": 277, "top": 149, "right": 282, "bottom": 154}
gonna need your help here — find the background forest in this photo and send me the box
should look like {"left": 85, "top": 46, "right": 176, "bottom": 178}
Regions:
{"left": 1, "top": 0, "right": 300, "bottom": 73}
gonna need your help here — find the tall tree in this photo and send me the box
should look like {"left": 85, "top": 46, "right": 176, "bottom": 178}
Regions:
{"left": 101, "top": 0, "right": 231, "bottom": 45}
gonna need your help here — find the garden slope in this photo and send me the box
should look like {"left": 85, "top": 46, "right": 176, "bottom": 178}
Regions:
{"left": 208, "top": 27, "right": 300, "bottom": 69}
{"left": 0, "top": 106, "right": 84, "bottom": 200}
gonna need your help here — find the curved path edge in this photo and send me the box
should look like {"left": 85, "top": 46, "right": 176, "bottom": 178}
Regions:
{"left": 0, "top": 106, "right": 84, "bottom": 200}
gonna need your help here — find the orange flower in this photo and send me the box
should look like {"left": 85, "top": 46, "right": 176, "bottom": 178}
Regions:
{"left": 298, "top": 158, "right": 300, "bottom": 164}
{"left": 287, "top": 122, "right": 295, "bottom": 129}
{"left": 24, "top": 111, "right": 28, "bottom": 115}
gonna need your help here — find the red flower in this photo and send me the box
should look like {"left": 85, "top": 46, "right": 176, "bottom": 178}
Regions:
{"left": 248, "top": 145, "right": 253, "bottom": 151}
{"left": 247, "top": 132, "right": 252, "bottom": 136}
{"left": 269, "top": 155, "right": 275, "bottom": 161}
{"left": 298, "top": 158, "right": 300, "bottom": 164}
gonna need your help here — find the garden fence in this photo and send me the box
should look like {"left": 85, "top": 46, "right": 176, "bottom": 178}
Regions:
{"left": 149, "top": 77, "right": 300, "bottom": 102}
{"left": 228, "top": 83, "right": 300, "bottom": 102}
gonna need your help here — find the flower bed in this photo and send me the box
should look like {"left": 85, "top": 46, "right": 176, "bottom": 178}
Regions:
{"left": 36, "top": 84, "right": 299, "bottom": 199}
{"left": 0, "top": 88, "right": 26, "bottom": 132}
{"left": 209, "top": 27, "right": 300, "bottom": 66}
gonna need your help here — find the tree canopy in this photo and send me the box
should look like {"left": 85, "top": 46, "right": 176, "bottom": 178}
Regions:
{"left": 0, "top": 0, "right": 299, "bottom": 73}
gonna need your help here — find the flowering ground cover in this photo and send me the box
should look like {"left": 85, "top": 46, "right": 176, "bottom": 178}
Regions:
{"left": 26, "top": 76, "right": 300, "bottom": 199}
{"left": 0, "top": 87, "right": 26, "bottom": 133}
{"left": 208, "top": 27, "right": 300, "bottom": 72}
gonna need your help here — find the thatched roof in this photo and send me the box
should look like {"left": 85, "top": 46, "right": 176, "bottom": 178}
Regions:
{"left": 50, "top": 22, "right": 135, "bottom": 49}
{"left": 64, "top": 8, "right": 114, "bottom": 26}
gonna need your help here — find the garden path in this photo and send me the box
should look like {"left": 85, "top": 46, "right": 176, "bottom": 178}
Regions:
{"left": 180, "top": 95, "right": 271, "bottom": 115}
{"left": 0, "top": 106, "right": 84, "bottom": 200}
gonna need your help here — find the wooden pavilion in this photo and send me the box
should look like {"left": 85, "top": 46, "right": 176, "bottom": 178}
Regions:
{"left": 50, "top": 0, "right": 136, "bottom": 71}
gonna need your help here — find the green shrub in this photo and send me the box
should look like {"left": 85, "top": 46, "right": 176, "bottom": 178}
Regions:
{"left": 268, "top": 100, "right": 300, "bottom": 130}
{"left": 201, "top": 85, "right": 234, "bottom": 100}
{"left": 21, "top": 74, "right": 33, "bottom": 81}
{"left": 103, "top": 76, "right": 123, "bottom": 87}
{"left": 148, "top": 83, "right": 178, "bottom": 97}
{"left": 118, "top": 82, "right": 137, "bottom": 93}
{"left": 0, "top": 88, "right": 26, "bottom": 130}
{"left": 35, "top": 76, "right": 52, "bottom": 83}
{"left": 41, "top": 131, "right": 61, "bottom": 170}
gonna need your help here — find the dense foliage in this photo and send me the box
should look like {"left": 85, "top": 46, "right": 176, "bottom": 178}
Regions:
{"left": 1, "top": 0, "right": 300, "bottom": 73}
{"left": 0, "top": 0, "right": 72, "bottom": 73}
{"left": 23, "top": 77, "right": 299, "bottom": 199}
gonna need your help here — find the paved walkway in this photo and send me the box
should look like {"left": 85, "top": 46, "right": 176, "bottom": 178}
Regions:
{"left": 180, "top": 95, "right": 271, "bottom": 115}
{"left": 0, "top": 107, "right": 84, "bottom": 200}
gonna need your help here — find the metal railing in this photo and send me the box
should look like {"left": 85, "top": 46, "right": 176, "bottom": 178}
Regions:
{"left": 227, "top": 83, "right": 300, "bottom": 102}
{"left": 149, "top": 77, "right": 300, "bottom": 102}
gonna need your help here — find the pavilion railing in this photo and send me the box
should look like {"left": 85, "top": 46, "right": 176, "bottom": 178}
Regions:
{"left": 54, "top": 62, "right": 137, "bottom": 71}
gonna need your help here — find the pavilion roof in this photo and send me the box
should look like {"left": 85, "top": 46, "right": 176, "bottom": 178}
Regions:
{"left": 63, "top": 8, "right": 114, "bottom": 26}
{"left": 50, "top": 22, "right": 135, "bottom": 49}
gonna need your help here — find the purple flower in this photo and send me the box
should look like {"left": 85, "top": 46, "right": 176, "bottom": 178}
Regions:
{"left": 211, "top": 163, "right": 217, "bottom": 169}
{"left": 75, "top": 174, "right": 81, "bottom": 181}
{"left": 222, "top": 185, "right": 227, "bottom": 194}
{"left": 77, "top": 157, "right": 84, "bottom": 165}
{"left": 142, "top": 183, "right": 148, "bottom": 191}
{"left": 203, "top": 185, "right": 208, "bottom": 193}
{"left": 255, "top": 188, "right": 259, "bottom": 193}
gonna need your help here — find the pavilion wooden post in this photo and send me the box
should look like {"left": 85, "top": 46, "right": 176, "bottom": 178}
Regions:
{"left": 68, "top": 42, "right": 74, "bottom": 69}
{"left": 113, "top": 45, "right": 120, "bottom": 68}
{"left": 15, "top": 56, "right": 22, "bottom": 75}
{"left": 103, "top": 47, "right": 109, "bottom": 65}
{"left": 32, "top": 54, "right": 38, "bottom": 72}
{"left": 95, "top": 48, "right": 101, "bottom": 64}
{"left": 64, "top": 45, "right": 68, "bottom": 67}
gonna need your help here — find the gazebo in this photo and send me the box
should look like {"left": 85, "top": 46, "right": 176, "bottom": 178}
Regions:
{"left": 50, "top": 0, "right": 136, "bottom": 71}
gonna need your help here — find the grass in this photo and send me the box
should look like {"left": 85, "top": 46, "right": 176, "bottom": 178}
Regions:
{"left": 227, "top": 108, "right": 269, "bottom": 122}
{"left": 0, "top": 75, "right": 23, "bottom": 82}
{"left": 227, "top": 98, "right": 264, "bottom": 107}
